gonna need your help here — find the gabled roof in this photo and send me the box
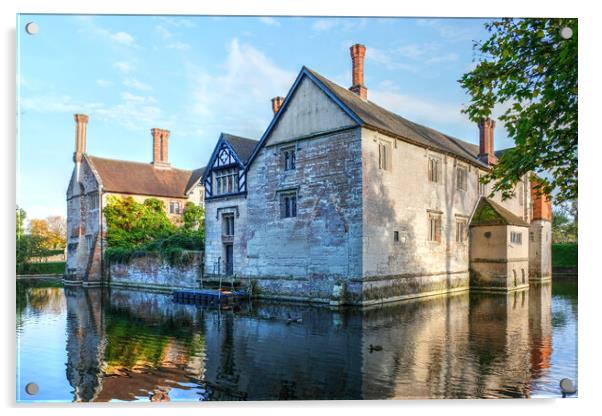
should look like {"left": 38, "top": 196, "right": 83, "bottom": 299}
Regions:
{"left": 470, "top": 197, "right": 530, "bottom": 227}
{"left": 86, "top": 155, "right": 204, "bottom": 199}
{"left": 201, "top": 132, "right": 258, "bottom": 183}
{"left": 185, "top": 167, "right": 206, "bottom": 194}
{"left": 494, "top": 147, "right": 514, "bottom": 159}
{"left": 246, "top": 66, "right": 492, "bottom": 170}
{"left": 222, "top": 133, "right": 258, "bottom": 164}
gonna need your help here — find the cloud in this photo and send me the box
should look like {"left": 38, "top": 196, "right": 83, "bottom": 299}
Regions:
{"left": 417, "top": 19, "right": 478, "bottom": 42}
{"left": 157, "top": 17, "right": 196, "bottom": 28}
{"left": 369, "top": 80, "right": 468, "bottom": 126}
{"left": 311, "top": 18, "right": 367, "bottom": 32}
{"left": 123, "top": 78, "right": 152, "bottom": 91}
{"left": 154, "top": 25, "right": 172, "bottom": 39}
{"left": 110, "top": 31, "right": 136, "bottom": 46}
{"left": 96, "top": 79, "right": 112, "bottom": 88}
{"left": 113, "top": 61, "right": 134, "bottom": 74}
{"left": 259, "top": 17, "right": 281, "bottom": 27}
{"left": 366, "top": 43, "right": 459, "bottom": 72}
{"left": 166, "top": 41, "right": 190, "bottom": 51}
{"left": 20, "top": 91, "right": 166, "bottom": 132}
{"left": 187, "top": 38, "right": 296, "bottom": 138}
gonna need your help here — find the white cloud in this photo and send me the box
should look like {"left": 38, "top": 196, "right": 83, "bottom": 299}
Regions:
{"left": 113, "top": 61, "right": 134, "bottom": 74}
{"left": 187, "top": 38, "right": 296, "bottom": 138}
{"left": 96, "top": 79, "right": 112, "bottom": 88}
{"left": 123, "top": 78, "right": 152, "bottom": 91}
{"left": 20, "top": 91, "right": 166, "bottom": 132}
{"left": 166, "top": 41, "right": 191, "bottom": 51}
{"left": 259, "top": 17, "right": 281, "bottom": 27}
{"left": 158, "top": 17, "right": 196, "bottom": 28}
{"left": 154, "top": 25, "right": 172, "bottom": 38}
{"left": 110, "top": 31, "right": 136, "bottom": 46}
{"left": 311, "top": 18, "right": 367, "bottom": 32}
{"left": 369, "top": 80, "right": 468, "bottom": 126}
{"left": 366, "top": 43, "right": 459, "bottom": 72}
{"left": 416, "top": 19, "right": 478, "bottom": 42}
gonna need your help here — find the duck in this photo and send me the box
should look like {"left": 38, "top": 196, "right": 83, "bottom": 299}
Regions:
{"left": 369, "top": 344, "right": 383, "bottom": 352}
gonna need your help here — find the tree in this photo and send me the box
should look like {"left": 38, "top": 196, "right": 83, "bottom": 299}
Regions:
{"left": 46, "top": 216, "right": 67, "bottom": 249}
{"left": 28, "top": 219, "right": 51, "bottom": 248}
{"left": 459, "top": 18, "right": 577, "bottom": 204}
{"left": 16, "top": 206, "right": 26, "bottom": 239}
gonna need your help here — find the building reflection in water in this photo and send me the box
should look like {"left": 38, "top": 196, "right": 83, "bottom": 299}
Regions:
{"left": 62, "top": 283, "right": 554, "bottom": 401}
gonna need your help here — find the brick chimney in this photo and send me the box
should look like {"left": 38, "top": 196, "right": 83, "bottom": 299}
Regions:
{"left": 73, "top": 113, "right": 89, "bottom": 163}
{"left": 349, "top": 44, "right": 367, "bottom": 99}
{"left": 271, "top": 96, "right": 285, "bottom": 115}
{"left": 531, "top": 178, "right": 552, "bottom": 221}
{"left": 478, "top": 118, "right": 497, "bottom": 165}
{"left": 151, "top": 128, "right": 171, "bottom": 168}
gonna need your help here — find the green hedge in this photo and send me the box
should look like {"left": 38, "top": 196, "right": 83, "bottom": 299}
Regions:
{"left": 552, "top": 243, "right": 578, "bottom": 267}
{"left": 18, "top": 261, "right": 65, "bottom": 275}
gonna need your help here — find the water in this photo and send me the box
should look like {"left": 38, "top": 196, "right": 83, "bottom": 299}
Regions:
{"left": 16, "top": 279, "right": 577, "bottom": 402}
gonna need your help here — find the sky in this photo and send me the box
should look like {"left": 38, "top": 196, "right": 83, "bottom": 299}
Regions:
{"left": 16, "top": 14, "right": 512, "bottom": 220}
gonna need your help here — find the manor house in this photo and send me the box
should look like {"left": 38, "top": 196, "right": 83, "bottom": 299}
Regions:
{"left": 202, "top": 44, "right": 552, "bottom": 305}
{"left": 65, "top": 115, "right": 205, "bottom": 285}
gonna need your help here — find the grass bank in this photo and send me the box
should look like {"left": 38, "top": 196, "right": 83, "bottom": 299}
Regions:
{"left": 552, "top": 243, "right": 578, "bottom": 267}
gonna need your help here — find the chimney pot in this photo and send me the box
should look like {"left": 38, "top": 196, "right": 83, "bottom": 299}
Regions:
{"left": 73, "top": 113, "right": 89, "bottom": 163}
{"left": 271, "top": 96, "right": 285, "bottom": 115}
{"left": 349, "top": 43, "right": 367, "bottom": 99}
{"left": 478, "top": 117, "right": 497, "bottom": 165}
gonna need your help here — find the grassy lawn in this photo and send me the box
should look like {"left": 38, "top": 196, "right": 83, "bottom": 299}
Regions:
{"left": 552, "top": 243, "right": 578, "bottom": 267}
{"left": 19, "top": 262, "right": 65, "bottom": 275}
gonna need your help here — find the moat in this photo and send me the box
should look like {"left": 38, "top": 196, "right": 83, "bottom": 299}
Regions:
{"left": 16, "top": 279, "right": 577, "bottom": 402}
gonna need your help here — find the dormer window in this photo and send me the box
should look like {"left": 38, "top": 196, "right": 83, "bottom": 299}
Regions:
{"left": 283, "top": 147, "right": 296, "bottom": 171}
{"left": 214, "top": 167, "right": 238, "bottom": 195}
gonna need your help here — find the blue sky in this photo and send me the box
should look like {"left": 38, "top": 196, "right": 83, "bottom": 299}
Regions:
{"left": 17, "top": 14, "right": 510, "bottom": 220}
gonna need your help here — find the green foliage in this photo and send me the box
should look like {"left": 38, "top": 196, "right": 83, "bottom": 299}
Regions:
{"left": 103, "top": 196, "right": 204, "bottom": 267}
{"left": 460, "top": 18, "right": 577, "bottom": 204}
{"left": 16, "top": 234, "right": 47, "bottom": 274}
{"left": 552, "top": 201, "right": 577, "bottom": 243}
{"left": 16, "top": 206, "right": 26, "bottom": 239}
{"left": 104, "top": 196, "right": 175, "bottom": 249}
{"left": 552, "top": 243, "right": 577, "bottom": 267}
{"left": 18, "top": 261, "right": 65, "bottom": 275}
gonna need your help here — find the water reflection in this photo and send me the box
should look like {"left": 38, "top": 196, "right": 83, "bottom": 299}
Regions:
{"left": 16, "top": 280, "right": 577, "bottom": 401}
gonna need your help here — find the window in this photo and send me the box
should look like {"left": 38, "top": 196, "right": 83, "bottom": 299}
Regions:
{"left": 428, "top": 213, "right": 442, "bottom": 242}
{"left": 280, "top": 192, "right": 297, "bottom": 218}
{"left": 283, "top": 148, "right": 296, "bottom": 171}
{"left": 456, "top": 165, "right": 468, "bottom": 191}
{"left": 478, "top": 174, "right": 486, "bottom": 195}
{"left": 169, "top": 201, "right": 181, "bottom": 214}
{"left": 214, "top": 168, "right": 239, "bottom": 195}
{"left": 456, "top": 219, "right": 467, "bottom": 244}
{"left": 393, "top": 231, "right": 399, "bottom": 242}
{"left": 378, "top": 141, "right": 391, "bottom": 171}
{"left": 88, "top": 191, "right": 99, "bottom": 210}
{"left": 222, "top": 214, "right": 234, "bottom": 236}
{"left": 428, "top": 156, "right": 441, "bottom": 183}
{"left": 511, "top": 231, "right": 523, "bottom": 245}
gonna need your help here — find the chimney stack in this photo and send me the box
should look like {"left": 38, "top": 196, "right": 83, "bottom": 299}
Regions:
{"left": 349, "top": 44, "right": 367, "bottom": 99}
{"left": 73, "top": 114, "right": 89, "bottom": 163}
{"left": 531, "top": 178, "right": 552, "bottom": 221}
{"left": 271, "top": 96, "right": 285, "bottom": 115}
{"left": 478, "top": 118, "right": 497, "bottom": 165}
{"left": 151, "top": 128, "right": 171, "bottom": 168}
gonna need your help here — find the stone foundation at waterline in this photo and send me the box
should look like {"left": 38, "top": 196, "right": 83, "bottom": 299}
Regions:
{"left": 108, "top": 252, "right": 203, "bottom": 291}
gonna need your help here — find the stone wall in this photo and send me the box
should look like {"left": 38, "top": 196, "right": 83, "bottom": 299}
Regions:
{"left": 108, "top": 252, "right": 203, "bottom": 291}
{"left": 65, "top": 157, "right": 103, "bottom": 285}
{"left": 470, "top": 224, "right": 530, "bottom": 291}
{"left": 529, "top": 220, "right": 552, "bottom": 281}
{"left": 360, "top": 128, "right": 529, "bottom": 301}
{"left": 242, "top": 127, "right": 364, "bottom": 304}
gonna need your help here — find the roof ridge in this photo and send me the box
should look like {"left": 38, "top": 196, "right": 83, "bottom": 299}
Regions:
{"left": 87, "top": 154, "right": 193, "bottom": 173}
